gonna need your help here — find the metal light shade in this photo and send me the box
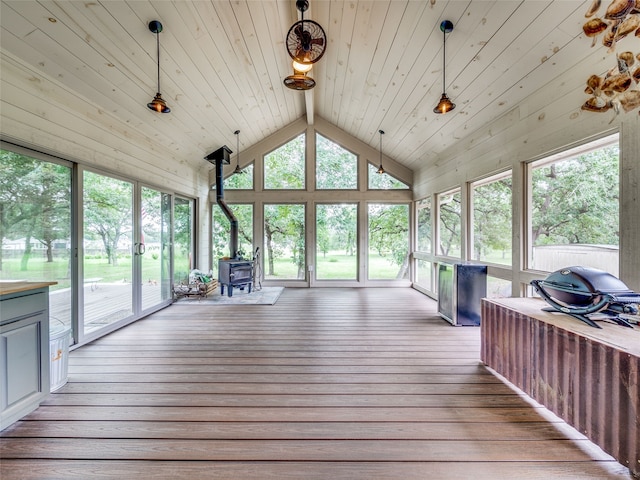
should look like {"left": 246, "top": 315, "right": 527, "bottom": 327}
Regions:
{"left": 284, "top": 72, "right": 315, "bottom": 90}
{"left": 434, "top": 20, "right": 455, "bottom": 115}
{"left": 434, "top": 93, "right": 455, "bottom": 114}
{"left": 148, "top": 92, "right": 170, "bottom": 113}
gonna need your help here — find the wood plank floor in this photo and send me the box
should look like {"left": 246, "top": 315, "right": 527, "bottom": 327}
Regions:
{"left": 0, "top": 288, "right": 632, "bottom": 479}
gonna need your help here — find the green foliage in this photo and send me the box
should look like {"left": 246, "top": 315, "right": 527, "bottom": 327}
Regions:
{"left": 531, "top": 146, "right": 619, "bottom": 246}
{"left": 211, "top": 204, "right": 253, "bottom": 262}
{"left": 264, "top": 204, "right": 305, "bottom": 279}
{"left": 368, "top": 204, "right": 410, "bottom": 279}
{"left": 173, "top": 197, "right": 194, "bottom": 279}
{"left": 316, "top": 134, "right": 357, "bottom": 189}
{"left": 83, "top": 171, "right": 133, "bottom": 267}
{"left": 368, "top": 164, "right": 409, "bottom": 190}
{"left": 264, "top": 134, "right": 305, "bottom": 189}
{"left": 473, "top": 178, "right": 512, "bottom": 264}
{"left": 438, "top": 191, "right": 462, "bottom": 257}
{"left": 0, "top": 150, "right": 71, "bottom": 271}
{"left": 316, "top": 204, "right": 357, "bottom": 279}
{"left": 417, "top": 199, "right": 432, "bottom": 253}
{"left": 225, "top": 164, "right": 254, "bottom": 189}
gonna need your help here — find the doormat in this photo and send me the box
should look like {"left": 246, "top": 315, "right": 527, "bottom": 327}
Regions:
{"left": 174, "top": 286, "right": 284, "bottom": 305}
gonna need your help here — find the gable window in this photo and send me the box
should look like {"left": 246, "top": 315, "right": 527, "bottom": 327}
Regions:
{"left": 316, "top": 134, "right": 357, "bottom": 189}
{"left": 224, "top": 164, "right": 254, "bottom": 190}
{"left": 264, "top": 134, "right": 305, "bottom": 189}
{"left": 368, "top": 164, "right": 409, "bottom": 190}
{"left": 527, "top": 134, "right": 619, "bottom": 275}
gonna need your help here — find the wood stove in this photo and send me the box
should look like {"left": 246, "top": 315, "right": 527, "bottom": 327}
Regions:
{"left": 218, "top": 259, "right": 253, "bottom": 297}
{"left": 206, "top": 145, "right": 254, "bottom": 297}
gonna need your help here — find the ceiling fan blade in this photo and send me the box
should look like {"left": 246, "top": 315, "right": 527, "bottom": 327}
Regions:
{"left": 310, "top": 37, "right": 325, "bottom": 46}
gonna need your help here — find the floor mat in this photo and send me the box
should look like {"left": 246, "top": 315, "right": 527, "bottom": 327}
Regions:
{"left": 174, "top": 286, "right": 284, "bottom": 305}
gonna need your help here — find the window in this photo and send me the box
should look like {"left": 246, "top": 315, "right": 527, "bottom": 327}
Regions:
{"left": 416, "top": 197, "right": 432, "bottom": 253}
{"left": 212, "top": 204, "right": 254, "bottom": 275}
{"left": 368, "top": 204, "right": 410, "bottom": 279}
{"left": 487, "top": 275, "right": 512, "bottom": 298}
{"left": 415, "top": 259, "right": 433, "bottom": 291}
{"left": 264, "top": 134, "right": 305, "bottom": 189}
{"left": 528, "top": 134, "right": 619, "bottom": 275}
{"left": 224, "top": 164, "right": 254, "bottom": 190}
{"left": 0, "top": 149, "right": 72, "bottom": 329}
{"left": 471, "top": 172, "right": 512, "bottom": 265}
{"left": 437, "top": 189, "right": 461, "bottom": 257}
{"left": 173, "top": 196, "right": 195, "bottom": 284}
{"left": 316, "top": 204, "right": 358, "bottom": 279}
{"left": 264, "top": 204, "right": 305, "bottom": 279}
{"left": 316, "top": 134, "right": 357, "bottom": 189}
{"left": 368, "top": 164, "right": 409, "bottom": 190}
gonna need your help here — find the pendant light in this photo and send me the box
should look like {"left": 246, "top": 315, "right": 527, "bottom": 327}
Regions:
{"left": 233, "top": 130, "right": 245, "bottom": 174}
{"left": 433, "top": 20, "right": 455, "bottom": 115}
{"left": 147, "top": 20, "right": 170, "bottom": 113}
{"left": 376, "top": 129, "right": 385, "bottom": 175}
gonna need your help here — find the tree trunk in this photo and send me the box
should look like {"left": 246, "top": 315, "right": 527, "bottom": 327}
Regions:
{"left": 265, "top": 227, "right": 275, "bottom": 276}
{"left": 46, "top": 241, "right": 53, "bottom": 262}
{"left": 20, "top": 235, "right": 32, "bottom": 271}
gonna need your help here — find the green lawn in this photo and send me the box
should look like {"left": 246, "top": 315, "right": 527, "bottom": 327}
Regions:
{"left": 0, "top": 255, "right": 166, "bottom": 291}
{"left": 2, "top": 250, "right": 406, "bottom": 289}
{"left": 265, "top": 252, "right": 404, "bottom": 280}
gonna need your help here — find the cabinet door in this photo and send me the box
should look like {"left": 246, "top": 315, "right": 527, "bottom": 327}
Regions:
{"left": 1, "top": 312, "right": 48, "bottom": 429}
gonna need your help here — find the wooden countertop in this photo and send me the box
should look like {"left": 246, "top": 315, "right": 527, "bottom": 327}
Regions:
{"left": 484, "top": 297, "right": 640, "bottom": 357}
{"left": 0, "top": 281, "right": 57, "bottom": 296}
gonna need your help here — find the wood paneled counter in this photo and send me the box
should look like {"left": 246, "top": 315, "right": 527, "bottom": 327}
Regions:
{"left": 481, "top": 297, "right": 640, "bottom": 478}
{"left": 1, "top": 281, "right": 56, "bottom": 430}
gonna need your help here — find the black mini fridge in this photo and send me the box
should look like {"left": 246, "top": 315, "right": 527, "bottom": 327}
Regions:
{"left": 437, "top": 263, "right": 487, "bottom": 326}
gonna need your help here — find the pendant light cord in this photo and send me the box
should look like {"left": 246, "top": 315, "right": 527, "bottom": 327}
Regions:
{"left": 156, "top": 31, "right": 161, "bottom": 93}
{"left": 442, "top": 27, "right": 446, "bottom": 93}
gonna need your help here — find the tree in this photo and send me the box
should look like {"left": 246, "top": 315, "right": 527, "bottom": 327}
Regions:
{"left": 264, "top": 134, "right": 305, "bottom": 189}
{"left": 368, "top": 204, "right": 410, "bottom": 278}
{"left": 438, "top": 192, "right": 461, "bottom": 256}
{"left": 316, "top": 135, "right": 357, "bottom": 189}
{"left": 264, "top": 204, "right": 305, "bottom": 278}
{"left": 83, "top": 172, "right": 132, "bottom": 266}
{"left": 0, "top": 150, "right": 70, "bottom": 271}
{"left": 212, "top": 204, "right": 253, "bottom": 261}
{"left": 531, "top": 147, "right": 619, "bottom": 246}
{"left": 473, "top": 178, "right": 512, "bottom": 261}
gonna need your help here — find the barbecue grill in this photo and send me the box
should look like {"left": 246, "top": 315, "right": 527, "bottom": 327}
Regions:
{"left": 530, "top": 266, "right": 639, "bottom": 329}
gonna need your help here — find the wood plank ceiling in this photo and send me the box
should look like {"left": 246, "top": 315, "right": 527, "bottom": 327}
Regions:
{"left": 1, "top": 0, "right": 615, "bottom": 173}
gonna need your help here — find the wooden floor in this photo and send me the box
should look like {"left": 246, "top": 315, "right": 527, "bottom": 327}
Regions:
{"left": 0, "top": 288, "right": 632, "bottom": 479}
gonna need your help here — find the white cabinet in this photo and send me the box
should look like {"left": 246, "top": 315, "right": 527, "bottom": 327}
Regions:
{"left": 1, "top": 284, "right": 52, "bottom": 430}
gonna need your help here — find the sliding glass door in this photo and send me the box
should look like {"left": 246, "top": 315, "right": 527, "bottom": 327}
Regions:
{"left": 81, "top": 172, "right": 175, "bottom": 340}
{"left": 82, "top": 170, "right": 134, "bottom": 335}
{"left": 140, "top": 186, "right": 172, "bottom": 312}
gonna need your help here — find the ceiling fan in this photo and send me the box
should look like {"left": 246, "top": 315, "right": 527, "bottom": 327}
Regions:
{"left": 283, "top": 0, "right": 327, "bottom": 90}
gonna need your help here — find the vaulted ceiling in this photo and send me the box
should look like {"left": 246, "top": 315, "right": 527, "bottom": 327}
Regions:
{"left": 1, "top": 0, "right": 623, "bottom": 174}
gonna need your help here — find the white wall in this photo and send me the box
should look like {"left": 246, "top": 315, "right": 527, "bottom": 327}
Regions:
{"left": 1, "top": 54, "right": 212, "bottom": 269}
